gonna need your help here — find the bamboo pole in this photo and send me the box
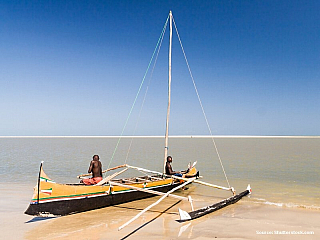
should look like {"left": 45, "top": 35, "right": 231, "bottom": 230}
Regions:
{"left": 164, "top": 10, "right": 173, "bottom": 173}
{"left": 109, "top": 181, "right": 188, "bottom": 201}
{"left": 77, "top": 164, "right": 127, "bottom": 178}
{"left": 171, "top": 175, "right": 232, "bottom": 192}
{"left": 118, "top": 177, "right": 195, "bottom": 231}
{"left": 126, "top": 165, "right": 163, "bottom": 175}
{"left": 95, "top": 168, "right": 128, "bottom": 186}
{"left": 126, "top": 165, "right": 233, "bottom": 192}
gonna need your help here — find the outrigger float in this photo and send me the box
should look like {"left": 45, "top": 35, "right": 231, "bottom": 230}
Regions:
{"left": 25, "top": 11, "right": 251, "bottom": 230}
{"left": 178, "top": 185, "right": 252, "bottom": 222}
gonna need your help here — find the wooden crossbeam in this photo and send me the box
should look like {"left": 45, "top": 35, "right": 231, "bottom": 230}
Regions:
{"left": 118, "top": 178, "right": 195, "bottom": 231}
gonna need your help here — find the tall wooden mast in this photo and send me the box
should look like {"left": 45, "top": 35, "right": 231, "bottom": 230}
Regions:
{"left": 164, "top": 11, "right": 173, "bottom": 173}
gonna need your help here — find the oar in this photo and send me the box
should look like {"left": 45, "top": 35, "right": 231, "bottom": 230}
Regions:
{"left": 118, "top": 178, "right": 195, "bottom": 231}
{"left": 77, "top": 164, "right": 127, "bottom": 178}
{"left": 95, "top": 168, "right": 128, "bottom": 186}
{"left": 190, "top": 161, "right": 197, "bottom": 169}
{"left": 109, "top": 181, "right": 188, "bottom": 201}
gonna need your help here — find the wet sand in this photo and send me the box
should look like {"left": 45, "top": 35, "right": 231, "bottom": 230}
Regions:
{"left": 1, "top": 184, "right": 319, "bottom": 239}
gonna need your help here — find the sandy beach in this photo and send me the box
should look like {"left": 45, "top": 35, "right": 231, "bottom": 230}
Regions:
{"left": 1, "top": 137, "right": 319, "bottom": 239}
{"left": 2, "top": 183, "right": 318, "bottom": 240}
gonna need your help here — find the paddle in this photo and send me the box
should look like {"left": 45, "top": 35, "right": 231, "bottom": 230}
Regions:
{"left": 77, "top": 164, "right": 127, "bottom": 178}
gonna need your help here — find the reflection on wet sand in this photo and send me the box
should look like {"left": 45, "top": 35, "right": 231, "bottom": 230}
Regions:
{"left": 25, "top": 196, "right": 191, "bottom": 239}
{"left": 24, "top": 186, "right": 241, "bottom": 240}
{"left": 23, "top": 194, "right": 320, "bottom": 239}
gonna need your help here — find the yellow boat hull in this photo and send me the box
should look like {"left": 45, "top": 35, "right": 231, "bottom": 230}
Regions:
{"left": 25, "top": 164, "right": 190, "bottom": 216}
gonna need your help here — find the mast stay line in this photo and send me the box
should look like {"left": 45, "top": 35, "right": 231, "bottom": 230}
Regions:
{"left": 107, "top": 15, "right": 170, "bottom": 170}
{"left": 108, "top": 9, "right": 232, "bottom": 189}
{"left": 172, "top": 16, "right": 231, "bottom": 189}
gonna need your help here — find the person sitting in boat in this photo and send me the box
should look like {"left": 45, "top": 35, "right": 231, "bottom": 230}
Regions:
{"left": 81, "top": 155, "right": 103, "bottom": 185}
{"left": 165, "top": 156, "right": 185, "bottom": 177}
{"left": 165, "top": 156, "right": 199, "bottom": 179}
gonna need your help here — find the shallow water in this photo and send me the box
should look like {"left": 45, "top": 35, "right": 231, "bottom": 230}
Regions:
{"left": 1, "top": 136, "right": 319, "bottom": 210}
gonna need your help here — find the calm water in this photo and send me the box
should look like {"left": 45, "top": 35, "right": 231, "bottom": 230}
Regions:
{"left": 1, "top": 136, "right": 319, "bottom": 210}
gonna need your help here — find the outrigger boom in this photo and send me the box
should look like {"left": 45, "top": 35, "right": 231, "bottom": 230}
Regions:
{"left": 171, "top": 175, "right": 235, "bottom": 194}
{"left": 126, "top": 164, "right": 235, "bottom": 194}
{"left": 118, "top": 177, "right": 196, "bottom": 231}
{"left": 94, "top": 163, "right": 235, "bottom": 196}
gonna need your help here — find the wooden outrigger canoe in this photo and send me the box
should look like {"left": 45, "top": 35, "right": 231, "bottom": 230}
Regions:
{"left": 24, "top": 162, "right": 198, "bottom": 216}
{"left": 25, "top": 11, "right": 252, "bottom": 227}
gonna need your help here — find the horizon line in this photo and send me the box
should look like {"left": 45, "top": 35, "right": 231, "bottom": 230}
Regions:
{"left": 0, "top": 135, "right": 319, "bottom": 138}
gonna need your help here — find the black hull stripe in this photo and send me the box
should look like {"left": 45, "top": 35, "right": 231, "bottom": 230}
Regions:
{"left": 25, "top": 182, "right": 181, "bottom": 216}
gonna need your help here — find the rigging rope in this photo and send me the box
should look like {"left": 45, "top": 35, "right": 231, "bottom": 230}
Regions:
{"left": 125, "top": 20, "right": 167, "bottom": 164}
{"left": 107, "top": 15, "right": 169, "bottom": 169}
{"left": 172, "top": 16, "right": 231, "bottom": 189}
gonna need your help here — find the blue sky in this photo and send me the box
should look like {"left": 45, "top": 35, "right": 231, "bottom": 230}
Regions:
{"left": 0, "top": 0, "right": 319, "bottom": 136}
